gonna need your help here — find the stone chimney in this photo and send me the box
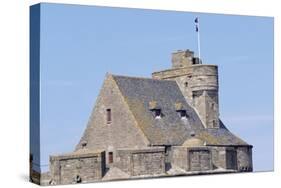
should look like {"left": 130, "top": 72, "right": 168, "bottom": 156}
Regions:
{"left": 172, "top": 49, "right": 201, "bottom": 69}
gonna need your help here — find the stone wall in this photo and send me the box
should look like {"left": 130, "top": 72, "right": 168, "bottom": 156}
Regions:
{"left": 171, "top": 146, "right": 212, "bottom": 171}
{"left": 76, "top": 75, "right": 149, "bottom": 165}
{"left": 237, "top": 146, "right": 253, "bottom": 171}
{"left": 49, "top": 151, "right": 105, "bottom": 185}
{"left": 210, "top": 146, "right": 227, "bottom": 169}
{"left": 210, "top": 146, "right": 253, "bottom": 171}
{"left": 210, "top": 146, "right": 240, "bottom": 170}
{"left": 115, "top": 147, "right": 165, "bottom": 176}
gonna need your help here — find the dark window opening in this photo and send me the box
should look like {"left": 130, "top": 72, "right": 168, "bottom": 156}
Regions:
{"left": 154, "top": 109, "right": 162, "bottom": 119}
{"left": 226, "top": 150, "right": 237, "bottom": 170}
{"left": 180, "top": 110, "right": 187, "bottom": 118}
{"left": 164, "top": 146, "right": 172, "bottom": 171}
{"left": 81, "top": 141, "right": 87, "bottom": 148}
{"left": 106, "top": 109, "right": 111, "bottom": 123}
{"left": 192, "top": 57, "right": 201, "bottom": 64}
{"left": 108, "top": 152, "right": 113, "bottom": 163}
{"left": 190, "top": 131, "right": 195, "bottom": 137}
{"left": 213, "top": 120, "right": 216, "bottom": 127}
{"left": 75, "top": 175, "right": 82, "bottom": 183}
{"left": 177, "top": 110, "right": 187, "bottom": 119}
{"left": 184, "top": 82, "right": 188, "bottom": 87}
{"left": 192, "top": 91, "right": 197, "bottom": 99}
{"left": 211, "top": 103, "right": 215, "bottom": 110}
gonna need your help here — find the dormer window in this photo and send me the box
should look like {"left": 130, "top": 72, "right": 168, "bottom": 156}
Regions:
{"left": 178, "top": 110, "right": 188, "bottom": 119}
{"left": 149, "top": 101, "right": 162, "bottom": 119}
{"left": 154, "top": 109, "right": 162, "bottom": 119}
{"left": 174, "top": 102, "right": 188, "bottom": 119}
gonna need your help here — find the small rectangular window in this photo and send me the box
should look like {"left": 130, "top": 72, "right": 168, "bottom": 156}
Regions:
{"left": 106, "top": 109, "right": 111, "bottom": 123}
{"left": 180, "top": 110, "right": 187, "bottom": 118}
{"left": 213, "top": 120, "right": 216, "bottom": 127}
{"left": 177, "top": 110, "right": 187, "bottom": 119}
{"left": 108, "top": 152, "right": 113, "bottom": 163}
{"left": 155, "top": 109, "right": 161, "bottom": 119}
{"left": 211, "top": 103, "right": 215, "bottom": 110}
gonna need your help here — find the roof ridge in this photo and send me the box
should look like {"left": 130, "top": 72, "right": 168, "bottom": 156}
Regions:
{"left": 111, "top": 73, "right": 176, "bottom": 82}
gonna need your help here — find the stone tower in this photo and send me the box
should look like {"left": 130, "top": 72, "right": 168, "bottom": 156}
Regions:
{"left": 152, "top": 49, "right": 219, "bottom": 128}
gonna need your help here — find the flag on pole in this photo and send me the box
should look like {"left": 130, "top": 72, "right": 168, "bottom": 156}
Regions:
{"left": 195, "top": 17, "right": 199, "bottom": 32}
{"left": 194, "top": 17, "right": 201, "bottom": 61}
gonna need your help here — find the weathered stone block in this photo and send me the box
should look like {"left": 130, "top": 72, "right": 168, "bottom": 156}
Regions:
{"left": 172, "top": 146, "right": 212, "bottom": 172}
{"left": 115, "top": 147, "right": 165, "bottom": 176}
{"left": 49, "top": 150, "right": 105, "bottom": 185}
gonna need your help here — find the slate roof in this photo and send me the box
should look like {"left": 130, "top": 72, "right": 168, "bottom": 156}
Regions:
{"left": 112, "top": 74, "right": 250, "bottom": 147}
{"left": 196, "top": 128, "right": 249, "bottom": 146}
{"left": 112, "top": 75, "right": 202, "bottom": 145}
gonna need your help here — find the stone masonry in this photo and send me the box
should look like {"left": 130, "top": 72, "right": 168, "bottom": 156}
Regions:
{"left": 49, "top": 150, "right": 105, "bottom": 185}
{"left": 115, "top": 147, "right": 165, "bottom": 176}
{"left": 45, "top": 49, "right": 253, "bottom": 185}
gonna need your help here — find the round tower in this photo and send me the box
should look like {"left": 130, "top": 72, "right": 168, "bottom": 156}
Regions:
{"left": 189, "top": 65, "right": 219, "bottom": 128}
{"left": 151, "top": 49, "right": 220, "bottom": 128}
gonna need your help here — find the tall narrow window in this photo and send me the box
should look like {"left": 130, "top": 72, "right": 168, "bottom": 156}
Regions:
{"left": 106, "top": 109, "right": 111, "bottom": 123}
{"left": 213, "top": 120, "right": 216, "bottom": 127}
{"left": 211, "top": 103, "right": 215, "bottom": 110}
{"left": 108, "top": 152, "right": 113, "bottom": 163}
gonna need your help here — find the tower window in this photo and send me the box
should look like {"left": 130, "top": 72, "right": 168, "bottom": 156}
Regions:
{"left": 213, "top": 120, "right": 216, "bottom": 127}
{"left": 108, "top": 152, "right": 113, "bottom": 163}
{"left": 211, "top": 103, "right": 215, "bottom": 110}
{"left": 106, "top": 109, "right": 111, "bottom": 123}
{"left": 184, "top": 82, "right": 188, "bottom": 87}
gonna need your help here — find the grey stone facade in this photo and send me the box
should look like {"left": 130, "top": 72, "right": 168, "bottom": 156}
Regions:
{"left": 45, "top": 49, "right": 253, "bottom": 185}
{"left": 171, "top": 146, "right": 212, "bottom": 172}
{"left": 49, "top": 150, "right": 105, "bottom": 185}
{"left": 115, "top": 147, "right": 165, "bottom": 176}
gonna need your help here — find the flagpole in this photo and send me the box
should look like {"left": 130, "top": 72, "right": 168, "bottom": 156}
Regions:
{"left": 197, "top": 21, "right": 201, "bottom": 61}
{"left": 195, "top": 17, "right": 201, "bottom": 62}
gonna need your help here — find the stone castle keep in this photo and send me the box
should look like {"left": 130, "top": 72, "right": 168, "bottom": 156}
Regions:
{"left": 47, "top": 49, "right": 253, "bottom": 185}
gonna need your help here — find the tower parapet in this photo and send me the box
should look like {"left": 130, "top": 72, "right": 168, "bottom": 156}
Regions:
{"left": 171, "top": 49, "right": 201, "bottom": 68}
{"left": 152, "top": 49, "right": 219, "bottom": 128}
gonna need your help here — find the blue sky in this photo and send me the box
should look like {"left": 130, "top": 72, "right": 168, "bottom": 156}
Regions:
{"left": 36, "top": 3, "right": 273, "bottom": 172}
